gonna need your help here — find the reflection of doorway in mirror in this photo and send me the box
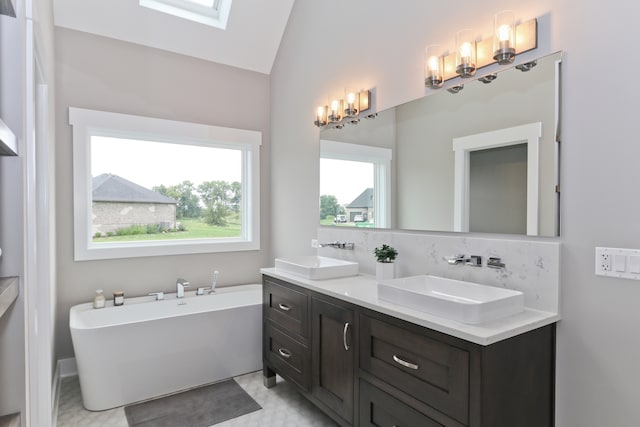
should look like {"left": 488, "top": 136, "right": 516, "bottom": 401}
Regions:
{"left": 453, "top": 122, "right": 541, "bottom": 235}
{"left": 469, "top": 144, "right": 527, "bottom": 234}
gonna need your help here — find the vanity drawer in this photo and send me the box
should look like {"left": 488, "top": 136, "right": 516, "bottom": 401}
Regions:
{"left": 264, "top": 322, "right": 311, "bottom": 391}
{"left": 264, "top": 278, "right": 309, "bottom": 339}
{"left": 359, "top": 379, "right": 448, "bottom": 427}
{"left": 360, "top": 315, "right": 470, "bottom": 425}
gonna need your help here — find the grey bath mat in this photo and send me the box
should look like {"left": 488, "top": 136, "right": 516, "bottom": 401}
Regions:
{"left": 124, "top": 379, "right": 261, "bottom": 427}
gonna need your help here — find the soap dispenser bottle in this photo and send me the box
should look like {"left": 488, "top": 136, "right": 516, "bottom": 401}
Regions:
{"left": 93, "top": 289, "right": 106, "bottom": 309}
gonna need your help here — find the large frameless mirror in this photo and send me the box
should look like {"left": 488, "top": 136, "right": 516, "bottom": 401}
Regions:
{"left": 320, "top": 51, "right": 562, "bottom": 236}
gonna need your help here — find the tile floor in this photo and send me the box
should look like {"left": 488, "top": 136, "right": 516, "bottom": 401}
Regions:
{"left": 56, "top": 371, "right": 337, "bottom": 427}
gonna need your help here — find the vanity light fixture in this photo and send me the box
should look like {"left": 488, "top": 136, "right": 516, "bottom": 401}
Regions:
{"left": 314, "top": 89, "right": 373, "bottom": 129}
{"left": 478, "top": 73, "right": 498, "bottom": 84}
{"left": 493, "top": 11, "right": 516, "bottom": 64}
{"left": 456, "top": 29, "right": 477, "bottom": 78}
{"left": 424, "top": 14, "right": 537, "bottom": 89}
{"left": 425, "top": 45, "right": 445, "bottom": 89}
{"left": 447, "top": 84, "right": 464, "bottom": 94}
{"left": 516, "top": 60, "right": 537, "bottom": 72}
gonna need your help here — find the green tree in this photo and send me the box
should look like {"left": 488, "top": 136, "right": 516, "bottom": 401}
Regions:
{"left": 229, "top": 181, "right": 241, "bottom": 212}
{"left": 154, "top": 181, "right": 201, "bottom": 219}
{"left": 198, "top": 181, "right": 231, "bottom": 226}
{"left": 320, "top": 195, "right": 342, "bottom": 219}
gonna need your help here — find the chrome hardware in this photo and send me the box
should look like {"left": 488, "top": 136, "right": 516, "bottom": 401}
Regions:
{"left": 466, "top": 255, "right": 482, "bottom": 267}
{"left": 176, "top": 278, "right": 190, "bottom": 298}
{"left": 392, "top": 354, "right": 419, "bottom": 370}
{"left": 319, "top": 241, "right": 355, "bottom": 250}
{"left": 447, "top": 254, "right": 469, "bottom": 265}
{"left": 148, "top": 292, "right": 164, "bottom": 300}
{"left": 196, "top": 287, "right": 212, "bottom": 296}
{"left": 278, "top": 348, "right": 292, "bottom": 359}
{"left": 487, "top": 257, "right": 506, "bottom": 269}
{"left": 343, "top": 322, "right": 351, "bottom": 351}
{"left": 516, "top": 60, "right": 537, "bottom": 72}
{"left": 278, "top": 303, "right": 292, "bottom": 312}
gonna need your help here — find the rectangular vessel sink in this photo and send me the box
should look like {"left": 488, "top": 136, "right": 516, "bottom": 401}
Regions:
{"left": 378, "top": 275, "right": 524, "bottom": 324}
{"left": 275, "top": 256, "right": 359, "bottom": 280}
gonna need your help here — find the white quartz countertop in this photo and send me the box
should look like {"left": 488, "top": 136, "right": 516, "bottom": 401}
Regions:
{"left": 261, "top": 268, "right": 560, "bottom": 346}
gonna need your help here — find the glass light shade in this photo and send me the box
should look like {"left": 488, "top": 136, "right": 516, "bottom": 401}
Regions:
{"left": 424, "top": 45, "right": 444, "bottom": 88}
{"left": 493, "top": 11, "right": 516, "bottom": 64}
{"left": 314, "top": 105, "right": 327, "bottom": 127}
{"left": 344, "top": 90, "right": 359, "bottom": 117}
{"left": 456, "top": 29, "right": 476, "bottom": 78}
{"left": 328, "top": 99, "right": 343, "bottom": 122}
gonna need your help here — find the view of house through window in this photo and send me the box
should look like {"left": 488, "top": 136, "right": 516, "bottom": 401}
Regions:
{"left": 320, "top": 158, "right": 374, "bottom": 227}
{"left": 91, "top": 136, "right": 243, "bottom": 243}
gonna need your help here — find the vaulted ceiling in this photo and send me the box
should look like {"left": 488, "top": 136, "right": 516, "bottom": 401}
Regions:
{"left": 53, "top": 0, "right": 295, "bottom": 74}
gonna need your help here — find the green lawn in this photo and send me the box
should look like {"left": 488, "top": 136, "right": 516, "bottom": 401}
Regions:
{"left": 93, "top": 217, "right": 241, "bottom": 242}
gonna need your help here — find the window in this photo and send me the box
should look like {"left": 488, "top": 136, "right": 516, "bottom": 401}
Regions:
{"left": 70, "top": 107, "right": 261, "bottom": 261}
{"left": 139, "top": 0, "right": 232, "bottom": 29}
{"left": 320, "top": 140, "right": 392, "bottom": 228}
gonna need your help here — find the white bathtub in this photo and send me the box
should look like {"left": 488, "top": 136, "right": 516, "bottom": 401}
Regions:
{"left": 69, "top": 284, "right": 262, "bottom": 411}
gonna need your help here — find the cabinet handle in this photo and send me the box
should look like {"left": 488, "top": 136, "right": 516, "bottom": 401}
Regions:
{"left": 343, "top": 322, "right": 351, "bottom": 351}
{"left": 278, "top": 348, "right": 292, "bottom": 359}
{"left": 278, "top": 303, "right": 292, "bottom": 311}
{"left": 393, "top": 354, "right": 419, "bottom": 370}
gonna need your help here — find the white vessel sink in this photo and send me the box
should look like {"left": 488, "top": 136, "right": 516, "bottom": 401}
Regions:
{"left": 275, "top": 256, "right": 359, "bottom": 280}
{"left": 377, "top": 275, "right": 524, "bottom": 324}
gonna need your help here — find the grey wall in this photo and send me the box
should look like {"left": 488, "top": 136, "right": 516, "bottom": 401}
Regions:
{"left": 54, "top": 28, "right": 271, "bottom": 359}
{"left": 270, "top": 1, "right": 640, "bottom": 425}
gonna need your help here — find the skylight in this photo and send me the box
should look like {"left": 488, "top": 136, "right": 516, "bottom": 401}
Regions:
{"left": 140, "top": 0, "right": 232, "bottom": 29}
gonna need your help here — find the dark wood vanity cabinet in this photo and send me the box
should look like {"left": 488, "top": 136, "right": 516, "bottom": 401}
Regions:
{"left": 311, "top": 297, "right": 355, "bottom": 423}
{"left": 263, "top": 275, "right": 556, "bottom": 427}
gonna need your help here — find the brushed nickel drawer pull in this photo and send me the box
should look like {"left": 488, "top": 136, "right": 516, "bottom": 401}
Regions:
{"left": 343, "top": 322, "right": 351, "bottom": 351}
{"left": 278, "top": 303, "right": 292, "bottom": 311}
{"left": 393, "top": 354, "right": 419, "bottom": 370}
{"left": 278, "top": 348, "right": 292, "bottom": 359}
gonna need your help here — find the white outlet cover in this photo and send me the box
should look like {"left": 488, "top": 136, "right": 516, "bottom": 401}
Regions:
{"left": 596, "top": 247, "right": 640, "bottom": 280}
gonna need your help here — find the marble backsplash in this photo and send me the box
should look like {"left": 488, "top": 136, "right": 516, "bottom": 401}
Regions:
{"left": 316, "top": 228, "right": 560, "bottom": 313}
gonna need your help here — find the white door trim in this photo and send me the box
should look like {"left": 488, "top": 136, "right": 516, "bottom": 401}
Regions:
{"left": 453, "top": 122, "right": 542, "bottom": 235}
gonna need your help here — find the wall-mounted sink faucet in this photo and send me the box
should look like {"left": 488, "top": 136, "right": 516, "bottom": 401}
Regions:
{"left": 446, "top": 254, "right": 482, "bottom": 266}
{"left": 447, "top": 254, "right": 470, "bottom": 265}
{"left": 319, "top": 241, "right": 355, "bottom": 250}
{"left": 176, "top": 278, "right": 190, "bottom": 298}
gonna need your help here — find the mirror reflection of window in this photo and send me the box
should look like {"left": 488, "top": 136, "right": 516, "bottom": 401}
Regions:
{"left": 320, "top": 158, "right": 374, "bottom": 227}
{"left": 320, "top": 140, "right": 392, "bottom": 229}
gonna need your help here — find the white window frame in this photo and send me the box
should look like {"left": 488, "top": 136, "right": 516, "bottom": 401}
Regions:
{"left": 320, "top": 140, "right": 392, "bottom": 228}
{"left": 69, "top": 107, "right": 261, "bottom": 261}
{"left": 139, "top": 0, "right": 232, "bottom": 29}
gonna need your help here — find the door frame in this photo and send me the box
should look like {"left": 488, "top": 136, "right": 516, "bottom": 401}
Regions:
{"left": 452, "top": 122, "right": 542, "bottom": 235}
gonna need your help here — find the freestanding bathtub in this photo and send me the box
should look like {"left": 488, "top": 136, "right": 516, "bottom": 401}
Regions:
{"left": 69, "top": 284, "right": 262, "bottom": 411}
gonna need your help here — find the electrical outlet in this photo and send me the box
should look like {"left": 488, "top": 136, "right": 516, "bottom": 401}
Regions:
{"left": 600, "top": 251, "right": 611, "bottom": 272}
{"left": 595, "top": 247, "right": 640, "bottom": 280}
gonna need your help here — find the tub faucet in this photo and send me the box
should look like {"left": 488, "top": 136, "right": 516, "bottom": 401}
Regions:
{"left": 176, "top": 278, "right": 190, "bottom": 298}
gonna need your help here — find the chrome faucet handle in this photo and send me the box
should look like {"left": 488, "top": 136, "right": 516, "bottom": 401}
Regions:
{"left": 148, "top": 292, "right": 164, "bottom": 300}
{"left": 196, "top": 286, "right": 212, "bottom": 296}
{"left": 487, "top": 257, "right": 506, "bottom": 269}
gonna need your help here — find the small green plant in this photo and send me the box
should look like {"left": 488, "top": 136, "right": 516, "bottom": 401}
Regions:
{"left": 374, "top": 244, "right": 398, "bottom": 263}
{"left": 93, "top": 232, "right": 103, "bottom": 238}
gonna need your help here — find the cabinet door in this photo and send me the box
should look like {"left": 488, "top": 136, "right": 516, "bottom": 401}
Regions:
{"left": 311, "top": 297, "right": 355, "bottom": 424}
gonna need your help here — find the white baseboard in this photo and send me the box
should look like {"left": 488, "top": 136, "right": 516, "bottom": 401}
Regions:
{"left": 57, "top": 358, "right": 77, "bottom": 378}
